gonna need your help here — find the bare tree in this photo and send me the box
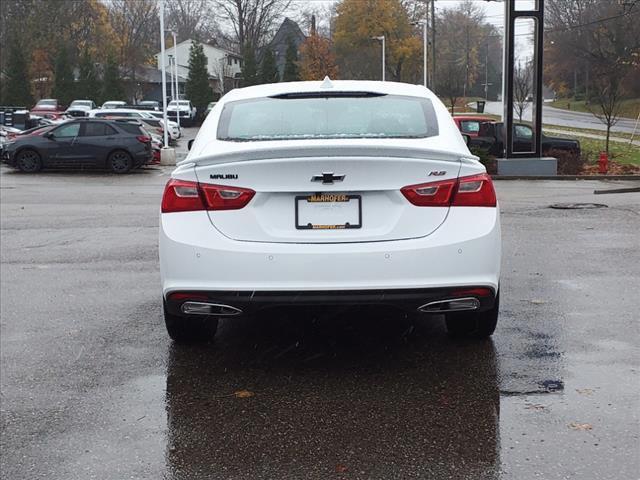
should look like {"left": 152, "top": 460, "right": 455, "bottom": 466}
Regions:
{"left": 166, "top": 0, "right": 221, "bottom": 43}
{"left": 108, "top": 0, "right": 159, "bottom": 87}
{"left": 513, "top": 61, "right": 532, "bottom": 121}
{"left": 589, "top": 69, "right": 626, "bottom": 154}
{"left": 215, "top": 0, "right": 291, "bottom": 50}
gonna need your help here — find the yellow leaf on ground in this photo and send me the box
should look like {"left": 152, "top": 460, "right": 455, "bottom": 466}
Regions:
{"left": 234, "top": 390, "right": 255, "bottom": 398}
{"left": 568, "top": 422, "right": 592, "bottom": 431}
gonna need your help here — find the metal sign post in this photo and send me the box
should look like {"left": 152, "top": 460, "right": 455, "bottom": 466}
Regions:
{"left": 503, "top": 0, "right": 544, "bottom": 159}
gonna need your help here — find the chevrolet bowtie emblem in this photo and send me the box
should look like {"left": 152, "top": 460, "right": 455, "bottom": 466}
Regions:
{"left": 311, "top": 172, "right": 345, "bottom": 184}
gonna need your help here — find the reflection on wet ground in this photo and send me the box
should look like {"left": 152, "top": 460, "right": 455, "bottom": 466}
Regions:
{"left": 165, "top": 308, "right": 500, "bottom": 479}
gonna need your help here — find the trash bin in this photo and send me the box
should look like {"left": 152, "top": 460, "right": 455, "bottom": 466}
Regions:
{"left": 476, "top": 100, "right": 486, "bottom": 113}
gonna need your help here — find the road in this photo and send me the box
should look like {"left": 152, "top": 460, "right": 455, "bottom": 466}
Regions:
{"left": 484, "top": 101, "right": 639, "bottom": 134}
{"left": 1, "top": 167, "right": 639, "bottom": 479}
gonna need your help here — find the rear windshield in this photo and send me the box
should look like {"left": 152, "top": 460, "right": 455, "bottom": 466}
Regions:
{"left": 36, "top": 100, "right": 56, "bottom": 107}
{"left": 217, "top": 94, "right": 439, "bottom": 141}
{"left": 118, "top": 123, "right": 144, "bottom": 135}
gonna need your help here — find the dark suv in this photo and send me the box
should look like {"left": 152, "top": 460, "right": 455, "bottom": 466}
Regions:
{"left": 2, "top": 119, "right": 152, "bottom": 173}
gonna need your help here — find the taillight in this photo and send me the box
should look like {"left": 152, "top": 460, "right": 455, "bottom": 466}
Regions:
{"left": 451, "top": 173, "right": 496, "bottom": 207}
{"left": 199, "top": 183, "right": 255, "bottom": 210}
{"left": 401, "top": 173, "right": 496, "bottom": 207}
{"left": 161, "top": 179, "right": 255, "bottom": 213}
{"left": 401, "top": 178, "right": 457, "bottom": 206}
{"left": 161, "top": 179, "right": 204, "bottom": 213}
{"left": 136, "top": 135, "right": 151, "bottom": 143}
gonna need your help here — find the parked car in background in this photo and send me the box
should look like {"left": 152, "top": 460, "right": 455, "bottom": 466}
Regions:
{"left": 65, "top": 100, "right": 97, "bottom": 117}
{"left": 468, "top": 122, "right": 581, "bottom": 157}
{"left": 137, "top": 100, "right": 160, "bottom": 111}
{"left": 166, "top": 100, "right": 196, "bottom": 126}
{"left": 205, "top": 101, "right": 217, "bottom": 116}
{"left": 30, "top": 99, "right": 66, "bottom": 120}
{"left": 89, "top": 109, "right": 179, "bottom": 143}
{"left": 149, "top": 111, "right": 181, "bottom": 138}
{"left": 452, "top": 115, "right": 495, "bottom": 137}
{"left": 2, "top": 118, "right": 152, "bottom": 173}
{"left": 101, "top": 101, "right": 126, "bottom": 109}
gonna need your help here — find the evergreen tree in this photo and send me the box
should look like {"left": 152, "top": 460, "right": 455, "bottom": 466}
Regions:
{"left": 77, "top": 50, "right": 100, "bottom": 101}
{"left": 282, "top": 38, "right": 300, "bottom": 82}
{"left": 51, "top": 44, "right": 74, "bottom": 105}
{"left": 241, "top": 45, "right": 259, "bottom": 87}
{"left": 101, "top": 54, "right": 125, "bottom": 102}
{"left": 185, "top": 41, "right": 213, "bottom": 120}
{"left": 3, "top": 40, "right": 34, "bottom": 106}
{"left": 259, "top": 48, "right": 279, "bottom": 84}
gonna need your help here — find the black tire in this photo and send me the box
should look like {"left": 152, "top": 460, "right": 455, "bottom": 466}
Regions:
{"left": 15, "top": 149, "right": 42, "bottom": 173}
{"left": 107, "top": 150, "right": 133, "bottom": 174}
{"left": 164, "top": 302, "right": 218, "bottom": 344}
{"left": 445, "top": 292, "right": 499, "bottom": 338}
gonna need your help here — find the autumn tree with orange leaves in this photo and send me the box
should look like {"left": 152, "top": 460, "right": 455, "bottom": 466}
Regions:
{"left": 333, "top": 0, "right": 421, "bottom": 83}
{"left": 298, "top": 31, "right": 339, "bottom": 81}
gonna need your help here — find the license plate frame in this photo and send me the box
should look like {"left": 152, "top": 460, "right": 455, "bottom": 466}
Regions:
{"left": 295, "top": 193, "right": 362, "bottom": 230}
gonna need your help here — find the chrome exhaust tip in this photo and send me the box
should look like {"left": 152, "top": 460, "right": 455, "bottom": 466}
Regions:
{"left": 181, "top": 302, "right": 243, "bottom": 316}
{"left": 417, "top": 297, "right": 480, "bottom": 313}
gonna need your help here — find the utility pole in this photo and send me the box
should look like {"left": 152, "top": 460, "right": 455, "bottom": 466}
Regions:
{"left": 423, "top": 21, "right": 428, "bottom": 88}
{"left": 430, "top": 0, "right": 436, "bottom": 92}
{"left": 168, "top": 55, "right": 175, "bottom": 102}
{"left": 172, "top": 30, "right": 180, "bottom": 130}
{"left": 159, "top": 0, "right": 169, "bottom": 147}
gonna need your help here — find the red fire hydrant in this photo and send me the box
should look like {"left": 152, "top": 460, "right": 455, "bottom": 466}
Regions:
{"left": 598, "top": 151, "right": 608, "bottom": 174}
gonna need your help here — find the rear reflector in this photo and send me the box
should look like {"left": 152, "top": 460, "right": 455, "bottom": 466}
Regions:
{"left": 401, "top": 173, "right": 496, "bottom": 207}
{"left": 161, "top": 179, "right": 255, "bottom": 213}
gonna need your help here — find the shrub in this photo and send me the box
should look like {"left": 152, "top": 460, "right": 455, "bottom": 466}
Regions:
{"left": 470, "top": 147, "right": 497, "bottom": 175}
{"left": 546, "top": 148, "right": 587, "bottom": 175}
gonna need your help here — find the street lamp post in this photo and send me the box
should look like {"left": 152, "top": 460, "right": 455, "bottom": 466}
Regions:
{"left": 158, "top": 0, "right": 169, "bottom": 147}
{"left": 168, "top": 55, "right": 175, "bottom": 102}
{"left": 372, "top": 36, "right": 385, "bottom": 81}
{"left": 171, "top": 31, "right": 180, "bottom": 130}
{"left": 412, "top": 21, "right": 428, "bottom": 88}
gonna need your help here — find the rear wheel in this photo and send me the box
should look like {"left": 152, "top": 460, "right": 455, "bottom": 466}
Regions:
{"left": 445, "top": 292, "right": 499, "bottom": 338}
{"left": 15, "top": 149, "right": 42, "bottom": 173}
{"left": 107, "top": 150, "right": 133, "bottom": 174}
{"left": 164, "top": 302, "right": 219, "bottom": 343}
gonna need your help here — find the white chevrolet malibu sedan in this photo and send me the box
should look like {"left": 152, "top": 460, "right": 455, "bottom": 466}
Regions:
{"left": 159, "top": 79, "right": 501, "bottom": 342}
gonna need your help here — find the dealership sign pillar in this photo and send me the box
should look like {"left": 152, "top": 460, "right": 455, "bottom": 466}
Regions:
{"left": 498, "top": 0, "right": 555, "bottom": 174}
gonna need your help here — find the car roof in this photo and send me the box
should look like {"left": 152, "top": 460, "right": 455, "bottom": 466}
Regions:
{"left": 453, "top": 115, "right": 493, "bottom": 120}
{"left": 221, "top": 80, "right": 433, "bottom": 103}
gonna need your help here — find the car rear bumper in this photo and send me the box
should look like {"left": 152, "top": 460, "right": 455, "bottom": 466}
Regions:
{"left": 164, "top": 286, "right": 498, "bottom": 316}
{"left": 160, "top": 207, "right": 501, "bottom": 298}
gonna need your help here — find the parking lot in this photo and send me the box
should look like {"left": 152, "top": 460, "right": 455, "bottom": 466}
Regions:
{"left": 1, "top": 164, "right": 638, "bottom": 479}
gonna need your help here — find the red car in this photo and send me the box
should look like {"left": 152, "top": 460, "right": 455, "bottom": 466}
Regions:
{"left": 30, "top": 99, "right": 66, "bottom": 120}
{"left": 452, "top": 115, "right": 494, "bottom": 138}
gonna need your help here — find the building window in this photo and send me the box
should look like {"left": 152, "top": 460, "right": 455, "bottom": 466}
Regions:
{"left": 234, "top": 58, "right": 237, "bottom": 65}
{"left": 227, "top": 57, "right": 232, "bottom": 66}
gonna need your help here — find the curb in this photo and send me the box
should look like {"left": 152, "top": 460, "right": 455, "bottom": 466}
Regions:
{"left": 492, "top": 175, "right": 640, "bottom": 181}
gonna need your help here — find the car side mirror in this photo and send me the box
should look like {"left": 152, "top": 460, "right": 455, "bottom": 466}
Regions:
{"left": 188, "top": 139, "right": 194, "bottom": 151}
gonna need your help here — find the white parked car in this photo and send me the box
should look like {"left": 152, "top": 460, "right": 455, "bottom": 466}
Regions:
{"left": 65, "top": 100, "right": 97, "bottom": 117}
{"left": 88, "top": 109, "right": 180, "bottom": 141}
{"left": 159, "top": 80, "right": 501, "bottom": 342}
{"left": 166, "top": 100, "right": 196, "bottom": 126}
{"left": 101, "top": 101, "right": 126, "bottom": 109}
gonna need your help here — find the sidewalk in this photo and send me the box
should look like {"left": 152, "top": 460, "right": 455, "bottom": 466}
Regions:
{"left": 543, "top": 127, "right": 640, "bottom": 146}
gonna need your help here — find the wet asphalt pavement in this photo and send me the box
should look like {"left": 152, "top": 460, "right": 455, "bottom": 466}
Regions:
{"left": 1, "top": 164, "right": 639, "bottom": 479}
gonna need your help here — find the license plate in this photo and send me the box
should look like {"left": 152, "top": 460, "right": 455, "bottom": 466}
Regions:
{"left": 295, "top": 193, "right": 362, "bottom": 230}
